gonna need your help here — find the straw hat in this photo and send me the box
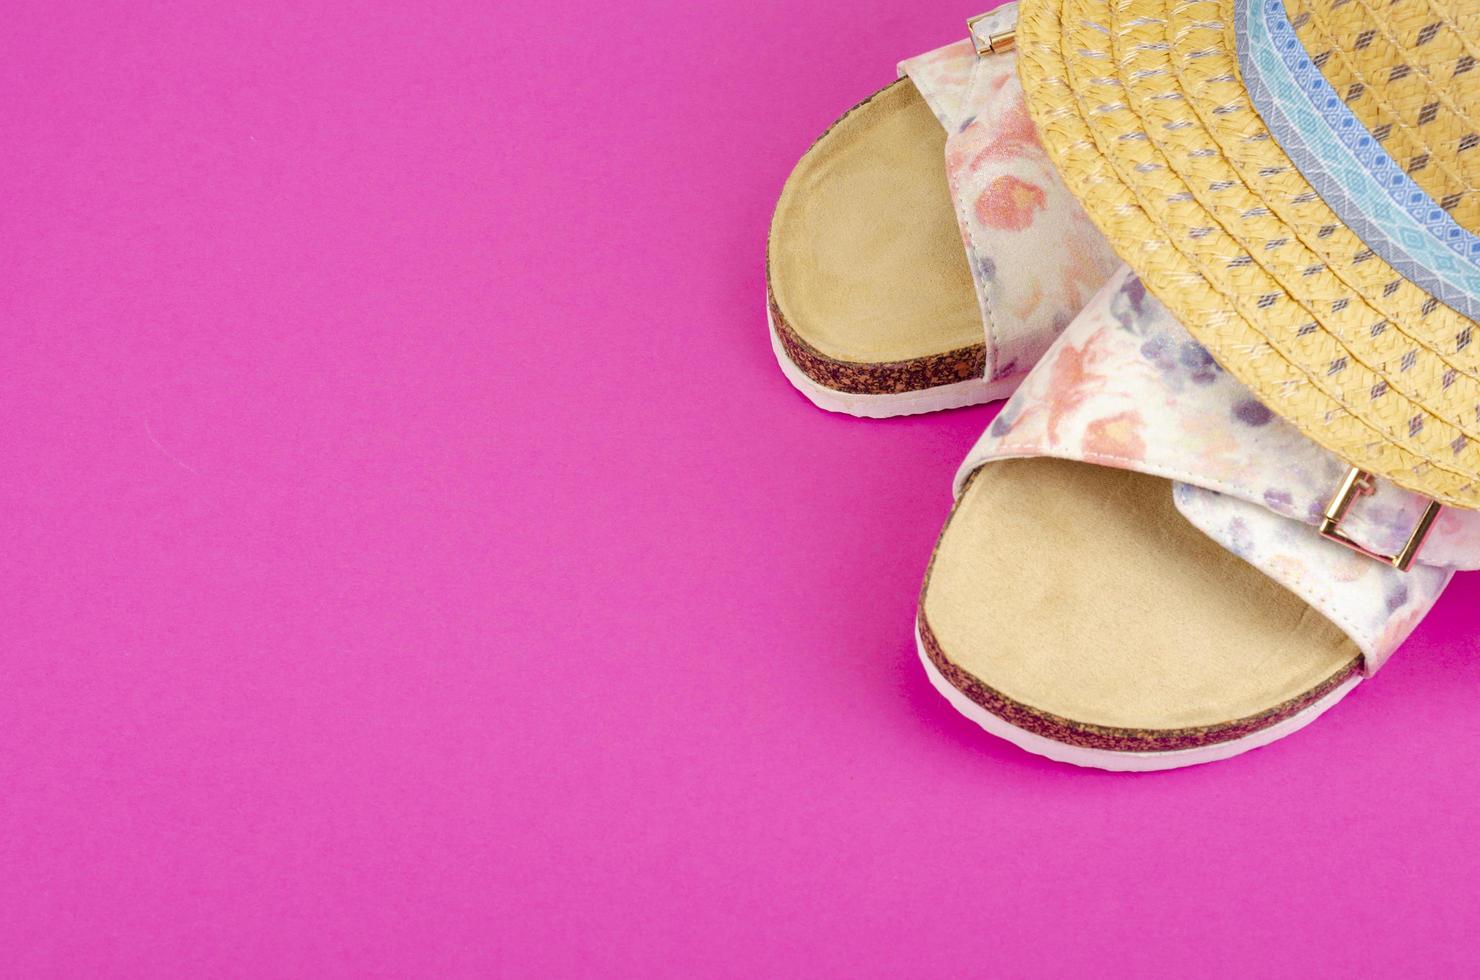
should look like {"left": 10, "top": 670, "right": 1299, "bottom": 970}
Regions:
{"left": 1015, "top": 0, "right": 1480, "bottom": 508}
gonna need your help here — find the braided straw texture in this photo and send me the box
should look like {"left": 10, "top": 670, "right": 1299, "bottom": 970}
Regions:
{"left": 1291, "top": 0, "right": 1480, "bottom": 231}
{"left": 1016, "top": 0, "right": 1480, "bottom": 507}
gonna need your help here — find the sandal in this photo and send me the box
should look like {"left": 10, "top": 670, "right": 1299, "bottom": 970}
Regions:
{"left": 765, "top": 3, "right": 1119, "bottom": 417}
{"left": 917, "top": 266, "right": 1479, "bottom": 770}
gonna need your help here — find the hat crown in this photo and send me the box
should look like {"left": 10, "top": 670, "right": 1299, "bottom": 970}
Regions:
{"left": 1283, "top": 0, "right": 1480, "bottom": 234}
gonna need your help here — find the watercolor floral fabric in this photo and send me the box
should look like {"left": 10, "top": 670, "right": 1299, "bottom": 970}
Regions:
{"left": 899, "top": 13, "right": 1119, "bottom": 384}
{"left": 959, "top": 265, "right": 1480, "bottom": 671}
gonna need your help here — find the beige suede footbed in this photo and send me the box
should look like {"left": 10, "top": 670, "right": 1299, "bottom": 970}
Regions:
{"left": 919, "top": 458, "right": 1363, "bottom": 752}
{"left": 767, "top": 78, "right": 986, "bottom": 393}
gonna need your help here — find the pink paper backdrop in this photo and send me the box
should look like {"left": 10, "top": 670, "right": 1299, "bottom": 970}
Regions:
{"left": 6, "top": 0, "right": 1480, "bottom": 974}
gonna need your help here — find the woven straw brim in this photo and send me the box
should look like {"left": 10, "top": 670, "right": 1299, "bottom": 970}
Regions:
{"left": 1017, "top": 0, "right": 1480, "bottom": 508}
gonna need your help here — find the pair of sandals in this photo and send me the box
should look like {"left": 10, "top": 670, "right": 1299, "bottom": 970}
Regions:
{"left": 766, "top": 6, "right": 1477, "bottom": 770}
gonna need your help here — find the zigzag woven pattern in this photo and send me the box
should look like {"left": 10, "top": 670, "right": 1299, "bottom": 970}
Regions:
{"left": 1016, "top": 0, "right": 1480, "bottom": 507}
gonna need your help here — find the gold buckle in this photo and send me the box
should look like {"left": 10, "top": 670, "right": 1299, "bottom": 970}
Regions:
{"left": 1318, "top": 466, "right": 1441, "bottom": 571}
{"left": 966, "top": 12, "right": 1015, "bottom": 55}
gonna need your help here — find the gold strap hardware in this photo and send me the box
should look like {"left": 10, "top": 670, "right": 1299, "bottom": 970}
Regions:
{"left": 1318, "top": 466, "right": 1441, "bottom": 571}
{"left": 967, "top": 12, "right": 1015, "bottom": 55}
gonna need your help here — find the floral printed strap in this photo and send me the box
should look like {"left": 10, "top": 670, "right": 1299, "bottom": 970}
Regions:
{"left": 959, "top": 265, "right": 1470, "bottom": 671}
{"left": 898, "top": 15, "right": 1119, "bottom": 385}
{"left": 1171, "top": 484, "right": 1449, "bottom": 672}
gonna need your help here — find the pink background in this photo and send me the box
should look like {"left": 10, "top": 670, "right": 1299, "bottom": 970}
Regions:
{"left": 7, "top": 0, "right": 1480, "bottom": 974}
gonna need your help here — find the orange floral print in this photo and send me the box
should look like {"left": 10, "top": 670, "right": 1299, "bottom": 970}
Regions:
{"left": 971, "top": 101, "right": 1040, "bottom": 166}
{"left": 1041, "top": 330, "right": 1109, "bottom": 441}
{"left": 974, "top": 175, "right": 1048, "bottom": 231}
{"left": 1082, "top": 411, "right": 1147, "bottom": 461}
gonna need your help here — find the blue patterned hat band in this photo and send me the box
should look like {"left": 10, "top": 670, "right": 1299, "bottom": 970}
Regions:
{"left": 1237, "top": 0, "right": 1480, "bottom": 322}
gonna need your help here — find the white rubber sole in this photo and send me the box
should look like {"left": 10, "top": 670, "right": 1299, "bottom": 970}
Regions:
{"left": 767, "top": 302, "right": 1016, "bottom": 418}
{"left": 915, "top": 624, "right": 1363, "bottom": 772}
